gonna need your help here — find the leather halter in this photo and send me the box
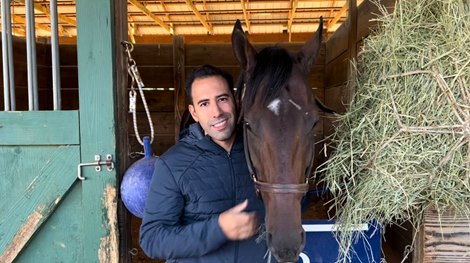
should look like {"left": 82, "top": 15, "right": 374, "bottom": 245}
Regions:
{"left": 243, "top": 122, "right": 312, "bottom": 195}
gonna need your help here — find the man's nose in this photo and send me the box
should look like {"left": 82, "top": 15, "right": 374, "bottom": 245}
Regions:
{"left": 210, "top": 102, "right": 223, "bottom": 117}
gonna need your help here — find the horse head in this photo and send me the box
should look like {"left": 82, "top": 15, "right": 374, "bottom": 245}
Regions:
{"left": 232, "top": 18, "right": 325, "bottom": 263}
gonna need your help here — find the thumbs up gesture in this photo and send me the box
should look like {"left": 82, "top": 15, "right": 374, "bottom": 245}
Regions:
{"left": 218, "top": 200, "right": 260, "bottom": 240}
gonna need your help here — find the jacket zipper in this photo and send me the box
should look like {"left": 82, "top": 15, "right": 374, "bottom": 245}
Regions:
{"left": 226, "top": 151, "right": 240, "bottom": 263}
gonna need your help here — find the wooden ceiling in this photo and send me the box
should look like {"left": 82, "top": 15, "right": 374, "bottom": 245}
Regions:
{"left": 4, "top": 0, "right": 358, "bottom": 44}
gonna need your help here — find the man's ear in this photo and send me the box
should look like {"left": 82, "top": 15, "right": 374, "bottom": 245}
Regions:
{"left": 188, "top": 104, "right": 199, "bottom": 122}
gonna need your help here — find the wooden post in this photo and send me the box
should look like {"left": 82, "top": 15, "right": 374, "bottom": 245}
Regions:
{"left": 76, "top": 0, "right": 120, "bottom": 261}
{"left": 347, "top": 0, "right": 358, "bottom": 103}
{"left": 173, "top": 36, "right": 185, "bottom": 142}
{"left": 414, "top": 207, "right": 470, "bottom": 262}
{"left": 114, "top": 0, "right": 131, "bottom": 262}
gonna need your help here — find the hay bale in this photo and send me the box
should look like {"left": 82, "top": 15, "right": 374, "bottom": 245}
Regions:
{"left": 320, "top": 0, "right": 470, "bottom": 259}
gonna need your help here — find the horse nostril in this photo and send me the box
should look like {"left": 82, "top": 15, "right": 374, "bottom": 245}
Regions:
{"left": 301, "top": 230, "right": 306, "bottom": 246}
{"left": 266, "top": 232, "right": 273, "bottom": 244}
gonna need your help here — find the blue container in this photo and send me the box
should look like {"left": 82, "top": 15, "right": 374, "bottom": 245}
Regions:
{"left": 121, "top": 137, "right": 157, "bottom": 218}
{"left": 298, "top": 220, "right": 381, "bottom": 263}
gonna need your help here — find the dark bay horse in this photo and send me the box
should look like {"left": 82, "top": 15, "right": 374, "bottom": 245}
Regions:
{"left": 232, "top": 18, "right": 326, "bottom": 263}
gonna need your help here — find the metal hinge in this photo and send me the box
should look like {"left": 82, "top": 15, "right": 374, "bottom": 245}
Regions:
{"left": 77, "top": 154, "right": 114, "bottom": 180}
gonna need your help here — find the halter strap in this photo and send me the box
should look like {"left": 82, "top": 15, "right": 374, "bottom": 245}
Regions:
{"left": 243, "top": 122, "right": 312, "bottom": 195}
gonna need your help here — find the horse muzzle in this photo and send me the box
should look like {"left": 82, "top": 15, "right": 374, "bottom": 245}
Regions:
{"left": 266, "top": 229, "right": 306, "bottom": 263}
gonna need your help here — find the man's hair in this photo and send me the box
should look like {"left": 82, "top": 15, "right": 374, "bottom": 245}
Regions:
{"left": 185, "top": 64, "right": 234, "bottom": 104}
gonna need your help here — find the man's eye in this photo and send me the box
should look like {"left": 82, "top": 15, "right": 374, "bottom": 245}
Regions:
{"left": 199, "top": 102, "right": 208, "bottom": 107}
{"left": 219, "top": 97, "right": 228, "bottom": 102}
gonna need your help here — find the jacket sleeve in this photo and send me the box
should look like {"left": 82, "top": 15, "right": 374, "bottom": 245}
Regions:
{"left": 139, "top": 158, "right": 229, "bottom": 259}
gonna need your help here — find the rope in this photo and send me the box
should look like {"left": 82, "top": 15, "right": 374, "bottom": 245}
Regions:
{"left": 122, "top": 41, "right": 154, "bottom": 146}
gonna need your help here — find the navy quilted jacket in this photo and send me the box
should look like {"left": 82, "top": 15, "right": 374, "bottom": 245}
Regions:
{"left": 140, "top": 123, "right": 269, "bottom": 263}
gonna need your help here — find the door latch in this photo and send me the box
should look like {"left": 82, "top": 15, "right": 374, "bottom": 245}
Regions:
{"left": 77, "top": 154, "right": 114, "bottom": 180}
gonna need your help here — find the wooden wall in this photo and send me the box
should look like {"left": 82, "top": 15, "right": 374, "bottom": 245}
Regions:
{"left": 126, "top": 40, "right": 327, "bottom": 158}
{"left": 0, "top": 37, "right": 326, "bottom": 262}
{"left": 125, "top": 41, "right": 327, "bottom": 262}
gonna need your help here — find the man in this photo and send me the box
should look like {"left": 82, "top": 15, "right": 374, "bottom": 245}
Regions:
{"left": 140, "top": 65, "right": 270, "bottom": 262}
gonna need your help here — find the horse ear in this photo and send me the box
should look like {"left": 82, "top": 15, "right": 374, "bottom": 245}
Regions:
{"left": 297, "top": 16, "right": 324, "bottom": 71}
{"left": 231, "top": 19, "right": 257, "bottom": 70}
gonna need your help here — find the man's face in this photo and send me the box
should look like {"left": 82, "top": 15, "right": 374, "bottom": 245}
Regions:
{"left": 188, "top": 75, "right": 237, "bottom": 149}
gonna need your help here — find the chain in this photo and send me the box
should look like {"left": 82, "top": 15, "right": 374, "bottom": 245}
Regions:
{"left": 122, "top": 41, "right": 154, "bottom": 146}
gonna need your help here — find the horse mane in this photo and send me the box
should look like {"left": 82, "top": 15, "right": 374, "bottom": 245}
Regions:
{"left": 238, "top": 46, "right": 293, "bottom": 114}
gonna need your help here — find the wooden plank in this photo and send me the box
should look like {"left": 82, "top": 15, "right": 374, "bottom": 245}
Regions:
{"left": 13, "top": 176, "right": 83, "bottom": 263}
{"left": 130, "top": 32, "right": 318, "bottom": 44}
{"left": 416, "top": 207, "right": 470, "bottom": 262}
{"left": 0, "top": 146, "right": 80, "bottom": 263}
{"left": 127, "top": 44, "right": 173, "bottom": 66}
{"left": 76, "top": 0, "right": 119, "bottom": 261}
{"left": 173, "top": 36, "right": 185, "bottom": 142}
{"left": 357, "top": 0, "right": 397, "bottom": 41}
{"left": 0, "top": 66, "right": 51, "bottom": 90}
{"left": 127, "top": 112, "right": 175, "bottom": 135}
{"left": 58, "top": 67, "right": 79, "bottom": 90}
{"left": 184, "top": 66, "right": 240, "bottom": 81}
{"left": 0, "top": 111, "right": 79, "bottom": 145}
{"left": 324, "top": 84, "right": 348, "bottom": 114}
{"left": 383, "top": 222, "right": 413, "bottom": 263}
{"left": 325, "top": 19, "right": 348, "bottom": 63}
{"left": 134, "top": 66, "right": 174, "bottom": 88}
{"left": 185, "top": 44, "right": 235, "bottom": 66}
{"left": 59, "top": 45, "right": 78, "bottom": 66}
{"left": 325, "top": 51, "right": 349, "bottom": 89}
{"left": 135, "top": 90, "right": 174, "bottom": 112}
{"left": 347, "top": 0, "right": 358, "bottom": 104}
{"left": 129, "top": 134, "right": 175, "bottom": 156}
{"left": 113, "top": 0, "right": 132, "bottom": 261}
{"left": 348, "top": 0, "right": 358, "bottom": 61}
{"left": 185, "top": 43, "right": 323, "bottom": 67}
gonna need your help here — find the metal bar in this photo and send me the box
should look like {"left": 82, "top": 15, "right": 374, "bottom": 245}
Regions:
{"left": 6, "top": 0, "right": 16, "bottom": 111}
{"left": 1, "top": 0, "right": 11, "bottom": 111}
{"left": 25, "top": 0, "right": 39, "bottom": 110}
{"left": 50, "top": 0, "right": 61, "bottom": 110}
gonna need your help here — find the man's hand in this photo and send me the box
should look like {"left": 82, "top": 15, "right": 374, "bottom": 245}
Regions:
{"left": 218, "top": 200, "right": 259, "bottom": 240}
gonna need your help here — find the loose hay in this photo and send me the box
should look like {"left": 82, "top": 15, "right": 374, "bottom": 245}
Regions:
{"left": 319, "top": 0, "right": 470, "bottom": 261}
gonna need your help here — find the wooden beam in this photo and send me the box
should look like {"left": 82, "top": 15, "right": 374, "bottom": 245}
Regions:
{"left": 129, "top": 32, "right": 316, "bottom": 44}
{"left": 12, "top": 27, "right": 26, "bottom": 36}
{"left": 203, "top": 0, "right": 211, "bottom": 25}
{"left": 160, "top": 2, "right": 171, "bottom": 22}
{"left": 128, "top": 24, "right": 136, "bottom": 43}
{"left": 173, "top": 36, "right": 186, "bottom": 142}
{"left": 329, "top": 0, "right": 337, "bottom": 18}
{"left": 159, "top": 2, "right": 174, "bottom": 34}
{"left": 127, "top": 15, "right": 136, "bottom": 43}
{"left": 12, "top": 14, "right": 51, "bottom": 33}
{"left": 288, "top": 0, "right": 299, "bottom": 42}
{"left": 240, "top": 0, "right": 251, "bottom": 33}
{"left": 16, "top": 0, "right": 77, "bottom": 27}
{"left": 128, "top": 0, "right": 172, "bottom": 34}
{"left": 184, "top": 0, "right": 213, "bottom": 35}
{"left": 347, "top": 0, "right": 357, "bottom": 103}
{"left": 327, "top": 2, "right": 347, "bottom": 32}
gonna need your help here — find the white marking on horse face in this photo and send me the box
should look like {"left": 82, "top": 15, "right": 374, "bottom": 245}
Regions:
{"left": 267, "top": 98, "right": 282, "bottom": 116}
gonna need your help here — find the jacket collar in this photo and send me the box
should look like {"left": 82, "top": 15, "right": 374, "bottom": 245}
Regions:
{"left": 180, "top": 123, "right": 243, "bottom": 155}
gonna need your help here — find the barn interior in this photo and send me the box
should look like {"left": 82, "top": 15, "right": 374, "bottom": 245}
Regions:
{"left": 0, "top": 0, "right": 417, "bottom": 262}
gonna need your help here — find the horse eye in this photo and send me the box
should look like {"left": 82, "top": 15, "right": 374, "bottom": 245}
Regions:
{"left": 305, "top": 115, "right": 318, "bottom": 130}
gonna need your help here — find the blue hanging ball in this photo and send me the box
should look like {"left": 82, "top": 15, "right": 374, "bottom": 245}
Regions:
{"left": 121, "top": 137, "right": 157, "bottom": 218}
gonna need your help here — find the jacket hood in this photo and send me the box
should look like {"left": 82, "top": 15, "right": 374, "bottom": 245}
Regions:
{"left": 179, "top": 123, "right": 205, "bottom": 143}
